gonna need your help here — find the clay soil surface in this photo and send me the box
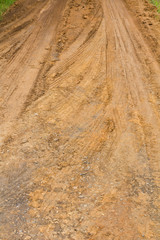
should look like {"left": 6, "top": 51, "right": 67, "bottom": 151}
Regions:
{"left": 0, "top": 0, "right": 160, "bottom": 239}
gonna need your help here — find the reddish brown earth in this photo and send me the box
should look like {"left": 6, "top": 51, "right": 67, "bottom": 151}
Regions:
{"left": 123, "top": 0, "right": 160, "bottom": 63}
{"left": 0, "top": 0, "right": 160, "bottom": 239}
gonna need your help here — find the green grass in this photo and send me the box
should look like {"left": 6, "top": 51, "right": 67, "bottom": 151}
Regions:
{"left": 150, "top": 0, "right": 160, "bottom": 13}
{"left": 0, "top": 0, "right": 16, "bottom": 18}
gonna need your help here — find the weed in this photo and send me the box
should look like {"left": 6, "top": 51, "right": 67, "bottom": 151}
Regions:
{"left": 150, "top": 0, "right": 160, "bottom": 13}
{"left": 0, "top": 0, "right": 16, "bottom": 18}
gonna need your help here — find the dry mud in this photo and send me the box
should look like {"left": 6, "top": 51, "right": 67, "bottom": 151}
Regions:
{"left": 0, "top": 0, "right": 160, "bottom": 239}
{"left": 123, "top": 0, "right": 160, "bottom": 63}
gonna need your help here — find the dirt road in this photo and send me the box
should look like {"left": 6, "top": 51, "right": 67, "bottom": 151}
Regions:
{"left": 0, "top": 0, "right": 160, "bottom": 239}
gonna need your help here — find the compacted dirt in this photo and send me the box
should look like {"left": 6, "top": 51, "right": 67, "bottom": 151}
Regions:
{"left": 0, "top": 0, "right": 160, "bottom": 239}
{"left": 123, "top": 0, "right": 160, "bottom": 63}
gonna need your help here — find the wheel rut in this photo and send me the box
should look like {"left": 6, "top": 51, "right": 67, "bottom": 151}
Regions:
{"left": 0, "top": 0, "right": 160, "bottom": 239}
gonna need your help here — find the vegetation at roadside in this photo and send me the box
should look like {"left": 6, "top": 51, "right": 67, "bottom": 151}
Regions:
{"left": 0, "top": 0, "right": 16, "bottom": 18}
{"left": 150, "top": 0, "right": 160, "bottom": 13}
